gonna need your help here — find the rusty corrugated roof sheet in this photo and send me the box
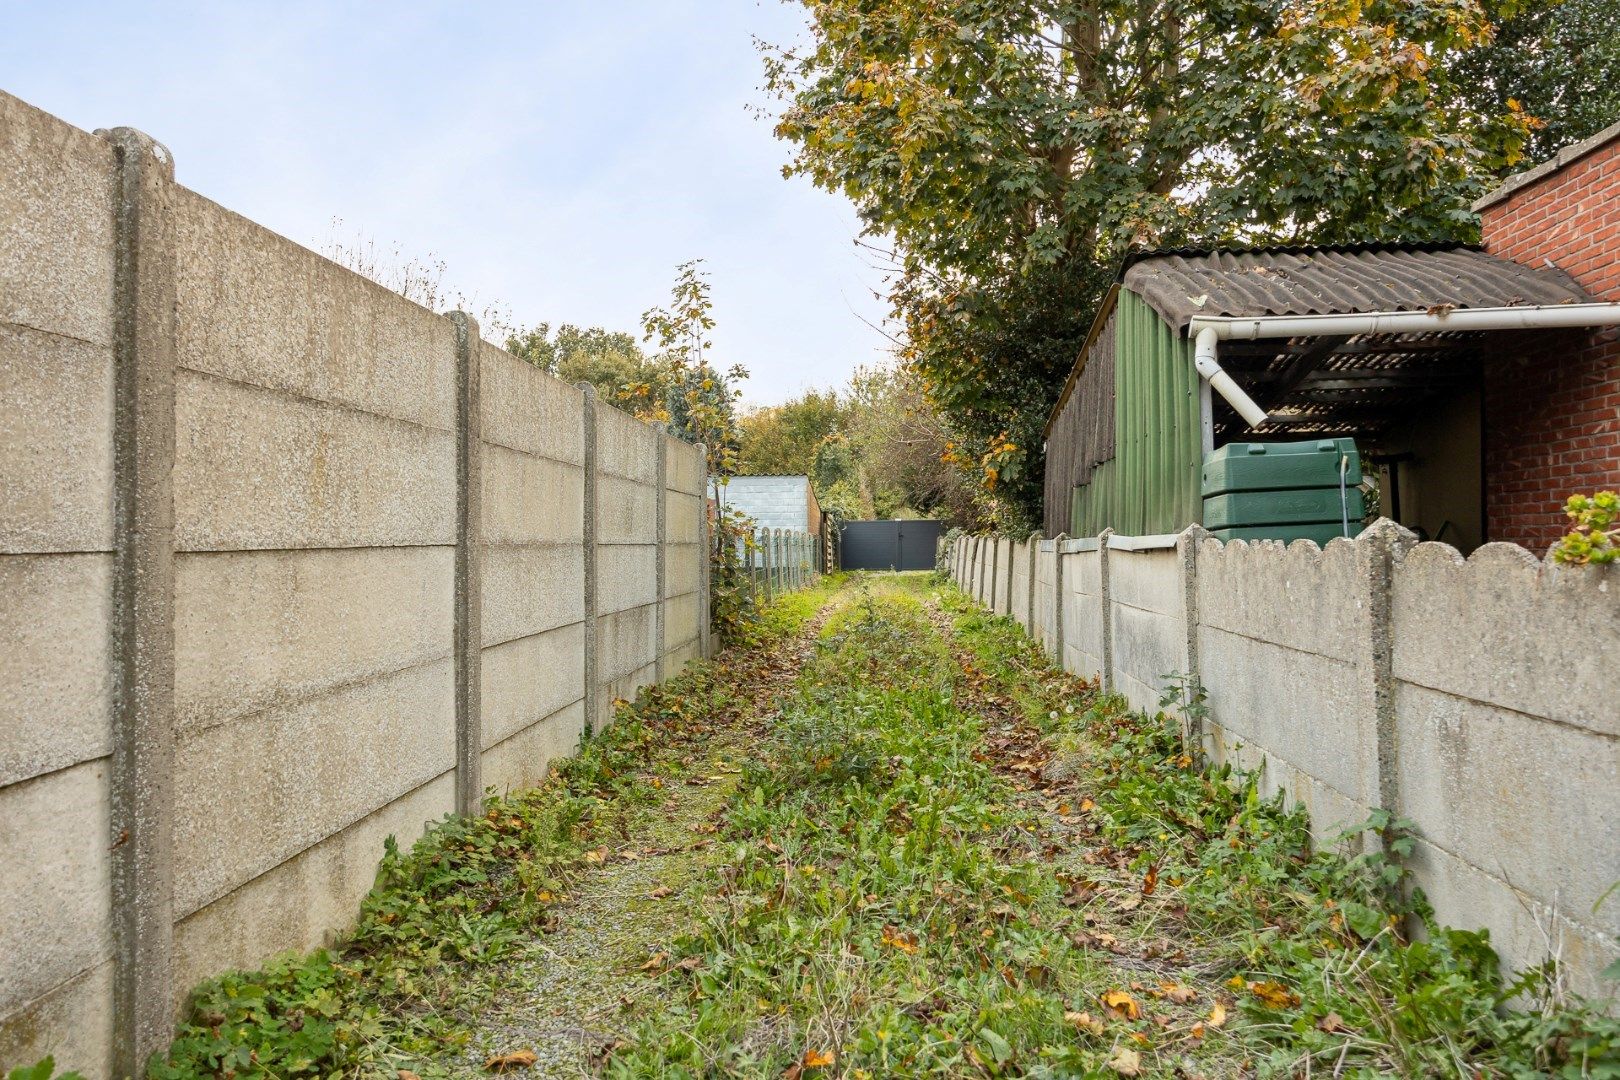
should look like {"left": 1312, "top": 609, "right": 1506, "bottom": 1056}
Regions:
{"left": 1121, "top": 243, "right": 1592, "bottom": 331}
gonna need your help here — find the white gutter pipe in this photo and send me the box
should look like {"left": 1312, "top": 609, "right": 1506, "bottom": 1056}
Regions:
{"left": 1190, "top": 301, "right": 1620, "bottom": 341}
{"left": 1194, "top": 326, "right": 1270, "bottom": 428}
{"left": 1188, "top": 301, "right": 1620, "bottom": 432}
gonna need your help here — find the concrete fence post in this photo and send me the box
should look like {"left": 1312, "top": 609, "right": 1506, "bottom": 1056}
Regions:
{"left": 1026, "top": 533, "right": 1042, "bottom": 631}
{"left": 1097, "top": 529, "right": 1115, "bottom": 693}
{"left": 1051, "top": 534, "right": 1068, "bottom": 666}
{"left": 103, "top": 124, "right": 178, "bottom": 1078}
{"left": 696, "top": 446, "right": 711, "bottom": 658}
{"left": 997, "top": 537, "right": 1010, "bottom": 615}
{"left": 578, "top": 384, "right": 600, "bottom": 736}
{"left": 653, "top": 425, "right": 668, "bottom": 682}
{"left": 1356, "top": 518, "right": 1418, "bottom": 843}
{"left": 976, "top": 535, "right": 986, "bottom": 603}
{"left": 762, "top": 526, "right": 774, "bottom": 602}
{"left": 1176, "top": 525, "right": 1207, "bottom": 750}
{"left": 449, "top": 312, "right": 483, "bottom": 817}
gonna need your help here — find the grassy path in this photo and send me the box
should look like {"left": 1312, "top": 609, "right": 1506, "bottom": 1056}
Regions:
{"left": 436, "top": 593, "right": 839, "bottom": 1077}
{"left": 156, "top": 573, "right": 1616, "bottom": 1080}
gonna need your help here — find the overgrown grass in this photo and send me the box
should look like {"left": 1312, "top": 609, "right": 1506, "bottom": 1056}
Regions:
{"left": 609, "top": 580, "right": 1146, "bottom": 1076}
{"left": 149, "top": 585, "right": 834, "bottom": 1080}
{"left": 942, "top": 589, "right": 1620, "bottom": 1079}
{"left": 604, "top": 578, "right": 1619, "bottom": 1078}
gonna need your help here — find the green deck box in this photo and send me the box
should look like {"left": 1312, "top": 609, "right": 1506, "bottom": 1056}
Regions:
{"left": 1202, "top": 439, "right": 1364, "bottom": 542}
{"left": 1203, "top": 488, "right": 1365, "bottom": 530}
{"left": 1202, "top": 438, "right": 1360, "bottom": 497}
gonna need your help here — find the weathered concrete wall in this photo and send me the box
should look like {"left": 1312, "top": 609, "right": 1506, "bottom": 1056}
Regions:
{"left": 0, "top": 92, "right": 120, "bottom": 1077}
{"left": 945, "top": 525, "right": 1620, "bottom": 995}
{"left": 1195, "top": 536, "right": 1375, "bottom": 837}
{"left": 1388, "top": 542, "right": 1619, "bottom": 997}
{"left": 0, "top": 91, "right": 711, "bottom": 1076}
{"left": 1008, "top": 538, "right": 1031, "bottom": 627}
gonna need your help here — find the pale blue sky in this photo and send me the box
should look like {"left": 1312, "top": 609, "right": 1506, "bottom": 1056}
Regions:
{"left": 0, "top": 1, "right": 893, "bottom": 404}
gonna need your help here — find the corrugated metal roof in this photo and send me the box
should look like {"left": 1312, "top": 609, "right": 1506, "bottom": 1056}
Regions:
{"left": 1122, "top": 243, "right": 1591, "bottom": 331}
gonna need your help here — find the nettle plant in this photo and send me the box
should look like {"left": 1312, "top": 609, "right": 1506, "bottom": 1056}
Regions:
{"left": 1552, "top": 491, "right": 1619, "bottom": 565}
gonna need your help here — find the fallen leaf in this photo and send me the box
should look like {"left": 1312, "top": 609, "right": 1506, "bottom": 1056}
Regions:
{"left": 1101, "top": 989, "right": 1141, "bottom": 1020}
{"left": 484, "top": 1049, "right": 538, "bottom": 1072}
{"left": 1247, "top": 980, "right": 1300, "bottom": 1009}
{"left": 1064, "top": 1010, "right": 1106, "bottom": 1036}
{"left": 1107, "top": 1046, "right": 1143, "bottom": 1076}
{"left": 1208, "top": 1001, "right": 1227, "bottom": 1028}
{"left": 1080, "top": 797, "right": 1096, "bottom": 812}
{"left": 1188, "top": 1022, "right": 1206, "bottom": 1040}
{"left": 881, "top": 925, "right": 919, "bottom": 953}
{"left": 1141, "top": 865, "right": 1159, "bottom": 896}
{"left": 674, "top": 955, "right": 704, "bottom": 972}
{"left": 399, "top": 1072, "right": 422, "bottom": 1080}
{"left": 582, "top": 848, "right": 606, "bottom": 864}
{"left": 1317, "top": 1011, "right": 1347, "bottom": 1033}
{"left": 648, "top": 885, "right": 674, "bottom": 899}
{"left": 639, "top": 952, "right": 669, "bottom": 972}
{"left": 1158, "top": 982, "right": 1196, "bottom": 1004}
{"left": 802, "top": 1048, "right": 835, "bottom": 1069}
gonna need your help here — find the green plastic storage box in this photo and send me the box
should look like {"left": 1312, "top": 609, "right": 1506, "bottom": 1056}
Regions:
{"left": 1203, "top": 488, "right": 1365, "bottom": 530}
{"left": 1202, "top": 438, "right": 1360, "bottom": 497}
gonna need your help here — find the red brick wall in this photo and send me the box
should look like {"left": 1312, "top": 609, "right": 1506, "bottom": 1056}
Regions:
{"left": 1479, "top": 135, "right": 1620, "bottom": 550}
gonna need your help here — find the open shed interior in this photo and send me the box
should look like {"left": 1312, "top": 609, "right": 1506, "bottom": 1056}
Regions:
{"left": 1045, "top": 243, "right": 1602, "bottom": 553}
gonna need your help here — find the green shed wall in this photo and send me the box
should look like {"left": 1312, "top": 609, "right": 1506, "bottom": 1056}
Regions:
{"left": 1069, "top": 290, "right": 1202, "bottom": 536}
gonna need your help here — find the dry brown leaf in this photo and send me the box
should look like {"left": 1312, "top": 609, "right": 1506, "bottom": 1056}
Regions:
{"left": 801, "top": 1048, "right": 836, "bottom": 1068}
{"left": 1100, "top": 989, "right": 1141, "bottom": 1020}
{"left": 1141, "top": 864, "right": 1159, "bottom": 896}
{"left": 674, "top": 955, "right": 704, "bottom": 972}
{"left": 582, "top": 848, "right": 606, "bottom": 864}
{"left": 484, "top": 1049, "right": 538, "bottom": 1072}
{"left": 648, "top": 885, "right": 674, "bottom": 899}
{"left": 398, "top": 1071, "right": 423, "bottom": 1080}
{"left": 1107, "top": 1046, "right": 1143, "bottom": 1076}
{"left": 1158, "top": 982, "right": 1196, "bottom": 1004}
{"left": 1065, "top": 1010, "right": 1106, "bottom": 1036}
{"left": 638, "top": 952, "right": 669, "bottom": 972}
{"left": 881, "top": 925, "right": 919, "bottom": 953}
{"left": 1208, "top": 1001, "right": 1227, "bottom": 1028}
{"left": 1247, "top": 980, "right": 1300, "bottom": 1009}
{"left": 1317, "top": 1011, "right": 1347, "bottom": 1033}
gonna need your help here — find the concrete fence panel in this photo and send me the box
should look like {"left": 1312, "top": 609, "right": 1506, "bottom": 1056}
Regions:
{"left": 1389, "top": 542, "right": 1620, "bottom": 996}
{"left": 1060, "top": 541, "right": 1106, "bottom": 683}
{"left": 1009, "top": 538, "right": 1031, "bottom": 627}
{"left": 953, "top": 518, "right": 1620, "bottom": 993}
{"left": 1195, "top": 536, "right": 1376, "bottom": 837}
{"left": 1, "top": 93, "right": 123, "bottom": 1075}
{"left": 0, "top": 90, "right": 712, "bottom": 1076}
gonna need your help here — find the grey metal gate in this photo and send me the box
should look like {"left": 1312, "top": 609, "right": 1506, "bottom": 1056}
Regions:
{"left": 839, "top": 519, "right": 944, "bottom": 571}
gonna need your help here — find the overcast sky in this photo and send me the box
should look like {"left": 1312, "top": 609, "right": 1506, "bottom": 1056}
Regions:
{"left": 0, "top": 1, "right": 894, "bottom": 405}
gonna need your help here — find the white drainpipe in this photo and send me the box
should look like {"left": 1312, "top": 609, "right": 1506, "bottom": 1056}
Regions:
{"left": 1188, "top": 301, "right": 1620, "bottom": 438}
{"left": 1193, "top": 326, "right": 1269, "bottom": 429}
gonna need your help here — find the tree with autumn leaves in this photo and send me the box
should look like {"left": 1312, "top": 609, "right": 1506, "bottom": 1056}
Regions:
{"left": 762, "top": 0, "right": 1603, "bottom": 528}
